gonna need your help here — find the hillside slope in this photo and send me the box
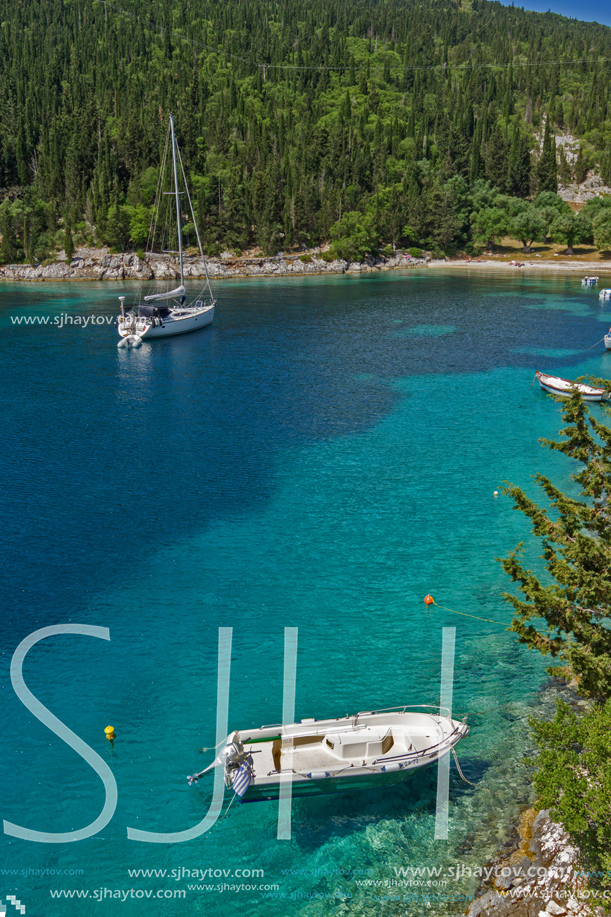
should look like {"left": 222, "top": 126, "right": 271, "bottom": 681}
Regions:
{"left": 1, "top": 0, "right": 611, "bottom": 258}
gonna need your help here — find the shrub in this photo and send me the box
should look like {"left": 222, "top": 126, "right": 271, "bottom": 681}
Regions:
{"left": 531, "top": 700, "right": 611, "bottom": 900}
{"left": 329, "top": 210, "right": 377, "bottom": 261}
{"left": 408, "top": 247, "right": 423, "bottom": 258}
{"left": 34, "top": 231, "right": 53, "bottom": 263}
{"left": 299, "top": 254, "right": 312, "bottom": 263}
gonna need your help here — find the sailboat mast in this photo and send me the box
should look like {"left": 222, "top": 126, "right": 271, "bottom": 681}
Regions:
{"left": 169, "top": 115, "right": 184, "bottom": 287}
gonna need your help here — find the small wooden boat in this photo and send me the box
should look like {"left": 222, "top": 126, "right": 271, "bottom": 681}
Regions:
{"left": 535, "top": 371, "right": 609, "bottom": 402}
{"left": 189, "top": 705, "right": 469, "bottom": 802}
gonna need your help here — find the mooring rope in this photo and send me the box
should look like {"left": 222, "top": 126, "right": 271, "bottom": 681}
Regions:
{"left": 452, "top": 747, "right": 476, "bottom": 787}
{"left": 425, "top": 596, "right": 509, "bottom": 628}
{"left": 220, "top": 792, "right": 239, "bottom": 821}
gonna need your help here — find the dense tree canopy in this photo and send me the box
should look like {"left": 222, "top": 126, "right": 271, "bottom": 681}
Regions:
{"left": 2, "top": 0, "right": 611, "bottom": 258}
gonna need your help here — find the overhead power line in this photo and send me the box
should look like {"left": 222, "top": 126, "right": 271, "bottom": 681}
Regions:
{"left": 100, "top": 0, "right": 611, "bottom": 75}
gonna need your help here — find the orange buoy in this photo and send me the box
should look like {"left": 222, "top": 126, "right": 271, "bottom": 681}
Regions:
{"left": 424, "top": 594, "right": 434, "bottom": 606}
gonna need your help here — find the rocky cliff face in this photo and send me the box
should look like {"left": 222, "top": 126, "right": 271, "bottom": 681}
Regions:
{"left": 467, "top": 810, "right": 603, "bottom": 917}
{"left": 0, "top": 248, "right": 425, "bottom": 282}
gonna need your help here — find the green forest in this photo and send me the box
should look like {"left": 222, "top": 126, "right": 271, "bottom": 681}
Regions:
{"left": 2, "top": 0, "right": 611, "bottom": 262}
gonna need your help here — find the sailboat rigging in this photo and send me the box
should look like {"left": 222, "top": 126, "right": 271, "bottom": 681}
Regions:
{"left": 116, "top": 116, "right": 215, "bottom": 344}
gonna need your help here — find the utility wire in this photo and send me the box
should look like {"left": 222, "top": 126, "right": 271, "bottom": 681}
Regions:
{"left": 99, "top": 0, "right": 611, "bottom": 75}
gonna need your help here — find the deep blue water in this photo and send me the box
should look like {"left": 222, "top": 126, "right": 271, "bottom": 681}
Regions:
{"left": 1, "top": 269, "right": 609, "bottom": 916}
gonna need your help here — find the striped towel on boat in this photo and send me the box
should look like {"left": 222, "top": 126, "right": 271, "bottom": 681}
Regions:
{"left": 231, "top": 761, "right": 253, "bottom": 798}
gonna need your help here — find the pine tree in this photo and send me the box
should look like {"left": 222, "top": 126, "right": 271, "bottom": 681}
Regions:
{"left": 574, "top": 144, "right": 588, "bottom": 184}
{"left": 503, "top": 394, "right": 611, "bottom": 902}
{"left": 0, "top": 203, "right": 19, "bottom": 264}
{"left": 64, "top": 217, "right": 75, "bottom": 260}
{"left": 485, "top": 124, "right": 510, "bottom": 192}
{"left": 469, "top": 122, "right": 485, "bottom": 184}
{"left": 502, "top": 393, "right": 611, "bottom": 699}
{"left": 536, "top": 116, "right": 558, "bottom": 193}
{"left": 16, "top": 118, "right": 28, "bottom": 186}
{"left": 508, "top": 126, "right": 532, "bottom": 197}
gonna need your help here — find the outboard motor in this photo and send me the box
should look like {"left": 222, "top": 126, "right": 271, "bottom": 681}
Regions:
{"left": 219, "top": 732, "right": 245, "bottom": 769}
{"left": 219, "top": 732, "right": 246, "bottom": 787}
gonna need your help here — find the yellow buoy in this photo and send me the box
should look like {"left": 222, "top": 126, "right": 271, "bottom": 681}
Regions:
{"left": 104, "top": 725, "right": 116, "bottom": 742}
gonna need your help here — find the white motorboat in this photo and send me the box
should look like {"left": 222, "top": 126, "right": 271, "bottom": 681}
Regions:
{"left": 582, "top": 275, "right": 599, "bottom": 286}
{"left": 188, "top": 705, "right": 469, "bottom": 802}
{"left": 535, "top": 370, "right": 609, "bottom": 402}
{"left": 117, "top": 116, "right": 215, "bottom": 343}
{"left": 599, "top": 288, "right": 611, "bottom": 300}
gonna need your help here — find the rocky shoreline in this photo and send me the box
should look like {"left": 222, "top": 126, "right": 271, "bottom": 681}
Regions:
{"left": 2, "top": 246, "right": 611, "bottom": 283}
{"left": 0, "top": 247, "right": 425, "bottom": 283}
{"left": 466, "top": 809, "right": 602, "bottom": 917}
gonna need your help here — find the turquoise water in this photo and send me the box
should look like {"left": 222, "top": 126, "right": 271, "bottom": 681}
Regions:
{"left": 1, "top": 270, "right": 609, "bottom": 915}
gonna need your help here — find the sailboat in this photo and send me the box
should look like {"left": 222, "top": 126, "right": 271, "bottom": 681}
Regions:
{"left": 116, "top": 116, "right": 215, "bottom": 343}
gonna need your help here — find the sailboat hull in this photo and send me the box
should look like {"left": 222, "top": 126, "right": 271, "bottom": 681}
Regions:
{"left": 118, "top": 304, "right": 214, "bottom": 340}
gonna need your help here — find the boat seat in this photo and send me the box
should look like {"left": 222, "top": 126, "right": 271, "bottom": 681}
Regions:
{"left": 272, "top": 739, "right": 281, "bottom": 771}
{"left": 324, "top": 727, "right": 394, "bottom": 760}
{"left": 292, "top": 735, "right": 325, "bottom": 748}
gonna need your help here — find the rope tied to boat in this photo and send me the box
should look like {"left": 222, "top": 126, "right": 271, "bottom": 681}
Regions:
{"left": 198, "top": 737, "right": 227, "bottom": 754}
{"left": 452, "top": 747, "right": 476, "bottom": 787}
{"left": 220, "top": 792, "right": 239, "bottom": 821}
